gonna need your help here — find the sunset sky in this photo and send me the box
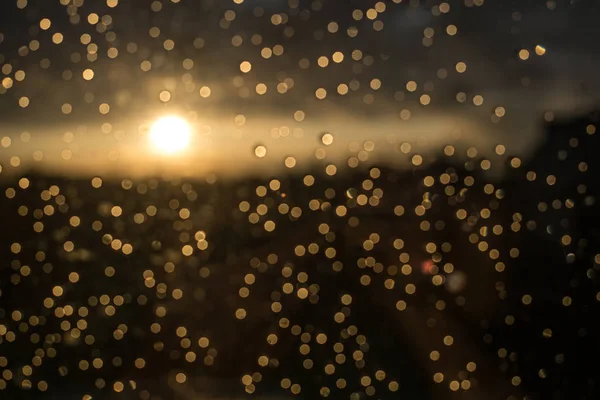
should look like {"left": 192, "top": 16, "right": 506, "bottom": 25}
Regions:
{"left": 1, "top": 0, "right": 599, "bottom": 177}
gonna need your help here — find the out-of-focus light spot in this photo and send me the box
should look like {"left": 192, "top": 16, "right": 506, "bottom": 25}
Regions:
{"left": 535, "top": 45, "right": 546, "bottom": 56}
{"left": 519, "top": 49, "right": 530, "bottom": 60}
{"left": 254, "top": 145, "right": 267, "bottom": 158}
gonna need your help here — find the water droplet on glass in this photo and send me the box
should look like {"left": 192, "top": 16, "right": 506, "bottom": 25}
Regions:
{"left": 254, "top": 145, "right": 267, "bottom": 158}
{"left": 321, "top": 133, "right": 334, "bottom": 146}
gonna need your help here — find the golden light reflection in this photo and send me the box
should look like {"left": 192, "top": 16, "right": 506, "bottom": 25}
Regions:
{"left": 149, "top": 116, "right": 192, "bottom": 155}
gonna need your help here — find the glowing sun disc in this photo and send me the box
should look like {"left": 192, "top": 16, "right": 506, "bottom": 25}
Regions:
{"left": 149, "top": 116, "right": 191, "bottom": 154}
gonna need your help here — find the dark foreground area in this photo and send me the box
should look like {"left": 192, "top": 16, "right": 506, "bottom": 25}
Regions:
{"left": 1, "top": 112, "right": 600, "bottom": 400}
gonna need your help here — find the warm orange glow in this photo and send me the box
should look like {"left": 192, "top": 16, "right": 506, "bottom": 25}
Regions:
{"left": 149, "top": 116, "right": 191, "bottom": 154}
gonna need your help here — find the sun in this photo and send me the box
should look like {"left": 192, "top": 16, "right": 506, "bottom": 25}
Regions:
{"left": 149, "top": 116, "right": 192, "bottom": 154}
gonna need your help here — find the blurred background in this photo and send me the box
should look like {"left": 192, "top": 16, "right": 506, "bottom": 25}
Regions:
{"left": 1, "top": 0, "right": 600, "bottom": 399}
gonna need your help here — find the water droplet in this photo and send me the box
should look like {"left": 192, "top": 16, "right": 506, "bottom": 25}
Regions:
{"left": 321, "top": 133, "right": 334, "bottom": 146}
{"left": 254, "top": 145, "right": 267, "bottom": 158}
